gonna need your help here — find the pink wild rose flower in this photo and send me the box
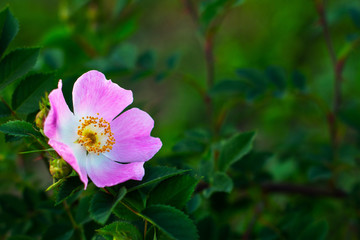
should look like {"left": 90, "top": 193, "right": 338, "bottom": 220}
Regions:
{"left": 44, "top": 70, "right": 162, "bottom": 189}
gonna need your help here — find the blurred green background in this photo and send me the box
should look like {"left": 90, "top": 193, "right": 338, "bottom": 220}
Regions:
{"left": 2, "top": 0, "right": 360, "bottom": 239}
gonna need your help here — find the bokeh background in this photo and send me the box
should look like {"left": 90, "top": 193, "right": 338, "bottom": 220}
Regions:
{"left": 1, "top": 0, "right": 360, "bottom": 239}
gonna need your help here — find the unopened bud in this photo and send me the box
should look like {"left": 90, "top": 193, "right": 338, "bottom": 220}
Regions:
{"left": 35, "top": 93, "right": 50, "bottom": 130}
{"left": 35, "top": 108, "right": 48, "bottom": 129}
{"left": 49, "top": 158, "right": 72, "bottom": 179}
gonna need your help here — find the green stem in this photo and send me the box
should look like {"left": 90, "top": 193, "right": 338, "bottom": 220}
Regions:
{"left": 63, "top": 201, "right": 85, "bottom": 240}
{"left": 33, "top": 135, "right": 58, "bottom": 159}
{"left": 119, "top": 201, "right": 156, "bottom": 235}
{"left": 104, "top": 187, "right": 152, "bottom": 238}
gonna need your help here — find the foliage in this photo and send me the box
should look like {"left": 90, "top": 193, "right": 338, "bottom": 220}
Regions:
{"left": 1, "top": 0, "right": 360, "bottom": 239}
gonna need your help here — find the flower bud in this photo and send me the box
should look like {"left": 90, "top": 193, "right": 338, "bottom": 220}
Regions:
{"left": 35, "top": 108, "right": 48, "bottom": 129}
{"left": 49, "top": 158, "right": 72, "bottom": 179}
{"left": 35, "top": 94, "right": 50, "bottom": 130}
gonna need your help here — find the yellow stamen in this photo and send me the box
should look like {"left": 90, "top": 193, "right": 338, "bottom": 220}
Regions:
{"left": 76, "top": 115, "right": 115, "bottom": 154}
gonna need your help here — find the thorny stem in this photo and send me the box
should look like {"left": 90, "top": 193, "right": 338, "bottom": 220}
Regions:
{"left": 315, "top": 0, "right": 343, "bottom": 158}
{"left": 63, "top": 200, "right": 85, "bottom": 240}
{"left": 181, "top": 0, "right": 235, "bottom": 131}
{"left": 316, "top": 0, "right": 336, "bottom": 67}
{"left": 315, "top": 1, "right": 360, "bottom": 158}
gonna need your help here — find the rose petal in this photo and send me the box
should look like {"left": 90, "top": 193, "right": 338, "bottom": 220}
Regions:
{"left": 44, "top": 80, "right": 77, "bottom": 145}
{"left": 86, "top": 154, "right": 145, "bottom": 187}
{"left": 104, "top": 108, "right": 162, "bottom": 163}
{"left": 48, "top": 139, "right": 88, "bottom": 189}
{"left": 72, "top": 70, "right": 133, "bottom": 122}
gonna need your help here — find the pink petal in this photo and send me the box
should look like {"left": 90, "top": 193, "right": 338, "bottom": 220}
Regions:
{"left": 104, "top": 108, "right": 162, "bottom": 163}
{"left": 72, "top": 70, "right": 133, "bottom": 122}
{"left": 48, "top": 139, "right": 88, "bottom": 189}
{"left": 44, "top": 80, "right": 77, "bottom": 144}
{"left": 86, "top": 154, "right": 145, "bottom": 187}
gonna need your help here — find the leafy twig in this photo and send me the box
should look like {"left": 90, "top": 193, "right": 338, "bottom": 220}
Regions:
{"left": 315, "top": 0, "right": 342, "bottom": 157}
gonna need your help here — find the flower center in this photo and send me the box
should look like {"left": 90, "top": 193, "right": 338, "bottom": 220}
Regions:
{"left": 77, "top": 113, "right": 115, "bottom": 155}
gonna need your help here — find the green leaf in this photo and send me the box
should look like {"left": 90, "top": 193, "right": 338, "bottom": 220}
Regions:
{"left": 42, "top": 48, "right": 64, "bottom": 69}
{"left": 200, "top": 0, "right": 245, "bottom": 28}
{"left": 166, "top": 53, "right": 179, "bottom": 70}
{"left": 0, "top": 100, "right": 11, "bottom": 117}
{"left": 122, "top": 190, "right": 146, "bottom": 211}
{"left": 43, "top": 223, "right": 74, "bottom": 240}
{"left": 113, "top": 0, "right": 129, "bottom": 17}
{"left": 0, "top": 7, "right": 19, "bottom": 57}
{"left": 236, "top": 68, "right": 267, "bottom": 100}
{"left": 339, "top": 101, "right": 360, "bottom": 131}
{"left": 61, "top": 0, "right": 90, "bottom": 17}
{"left": 8, "top": 236, "right": 36, "bottom": 240}
{"left": 127, "top": 166, "right": 189, "bottom": 192}
{"left": 97, "top": 221, "right": 142, "bottom": 240}
{"left": 75, "top": 196, "right": 91, "bottom": 225}
{"left": 142, "top": 204, "right": 199, "bottom": 240}
{"left": 114, "top": 16, "right": 137, "bottom": 41}
{"left": 148, "top": 174, "right": 198, "bottom": 209}
{"left": 0, "top": 194, "right": 27, "bottom": 218}
{"left": 204, "top": 172, "right": 233, "bottom": 197}
{"left": 307, "top": 166, "right": 332, "bottom": 182}
{"left": 172, "top": 139, "right": 205, "bottom": 154}
{"left": 209, "top": 80, "right": 247, "bottom": 97}
{"left": 187, "top": 194, "right": 202, "bottom": 213}
{"left": 199, "top": 148, "right": 215, "bottom": 181}
{"left": 266, "top": 66, "right": 286, "bottom": 95}
{"left": 233, "top": 0, "right": 246, "bottom": 7}
{"left": 137, "top": 50, "right": 155, "bottom": 70}
{"left": 12, "top": 73, "right": 56, "bottom": 114}
{"left": 55, "top": 176, "right": 83, "bottom": 205}
{"left": 0, "top": 48, "right": 40, "bottom": 90}
{"left": 218, "top": 131, "right": 256, "bottom": 172}
{"left": 292, "top": 70, "right": 306, "bottom": 91}
{"left": 90, "top": 187, "right": 127, "bottom": 225}
{"left": 349, "top": 8, "right": 360, "bottom": 30}
{"left": 0, "top": 120, "right": 41, "bottom": 138}
{"left": 232, "top": 151, "right": 271, "bottom": 173}
{"left": 113, "top": 202, "right": 140, "bottom": 221}
{"left": 297, "top": 220, "right": 328, "bottom": 240}
{"left": 200, "top": 0, "right": 228, "bottom": 28}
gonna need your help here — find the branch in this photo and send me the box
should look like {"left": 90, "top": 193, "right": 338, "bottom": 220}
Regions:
{"left": 315, "top": 0, "right": 341, "bottom": 155}
{"left": 181, "top": 0, "right": 198, "bottom": 25}
{"left": 315, "top": 0, "right": 336, "bottom": 67}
